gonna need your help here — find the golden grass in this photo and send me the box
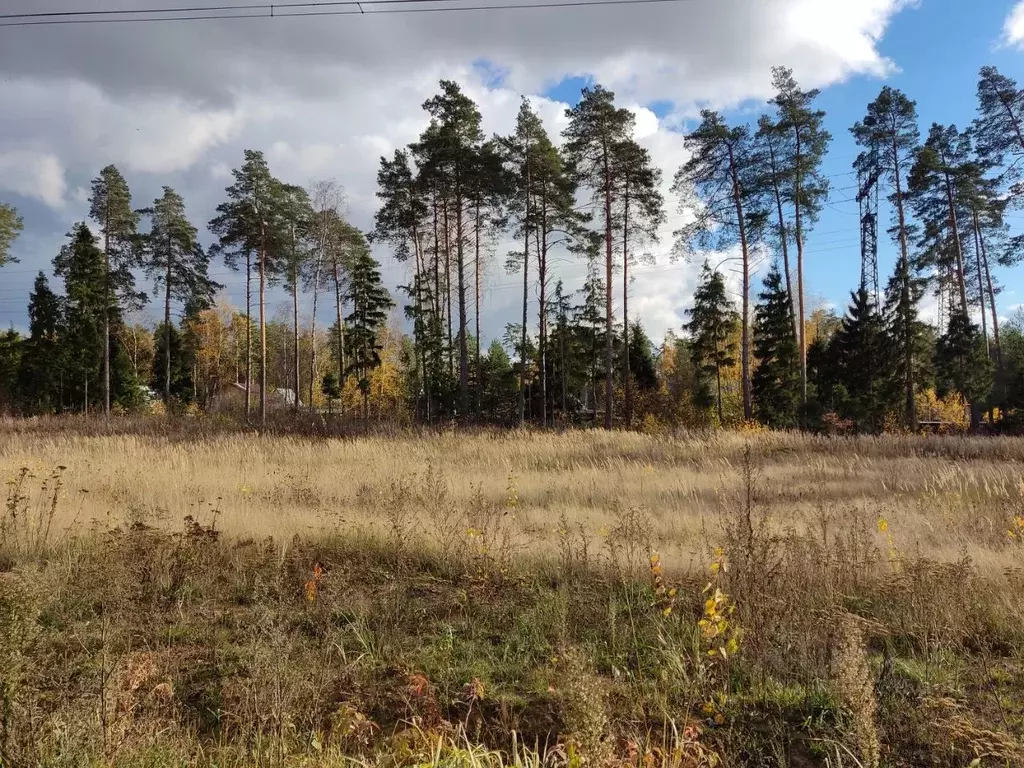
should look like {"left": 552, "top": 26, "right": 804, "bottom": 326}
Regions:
{"left": 3, "top": 426, "right": 1023, "bottom": 575}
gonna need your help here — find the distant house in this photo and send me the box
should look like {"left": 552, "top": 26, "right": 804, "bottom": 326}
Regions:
{"left": 208, "top": 382, "right": 301, "bottom": 413}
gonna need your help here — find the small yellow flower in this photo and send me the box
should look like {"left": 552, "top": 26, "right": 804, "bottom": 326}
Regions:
{"left": 877, "top": 518, "right": 889, "bottom": 533}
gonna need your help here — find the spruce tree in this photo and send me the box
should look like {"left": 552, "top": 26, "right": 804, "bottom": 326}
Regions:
{"left": 752, "top": 264, "right": 800, "bottom": 428}
{"left": 831, "top": 288, "right": 896, "bottom": 432}
{"left": 563, "top": 86, "right": 635, "bottom": 429}
{"left": 935, "top": 309, "right": 993, "bottom": 427}
{"left": 549, "top": 279, "right": 578, "bottom": 419}
{"left": 852, "top": 87, "right": 921, "bottom": 429}
{"left": 18, "top": 272, "right": 64, "bottom": 413}
{"left": 141, "top": 187, "right": 217, "bottom": 404}
{"left": 345, "top": 232, "right": 393, "bottom": 416}
{"left": 153, "top": 322, "right": 194, "bottom": 404}
{"left": 88, "top": 165, "right": 141, "bottom": 416}
{"left": 0, "top": 203, "right": 23, "bottom": 268}
{"left": 575, "top": 265, "right": 608, "bottom": 424}
{"left": 54, "top": 224, "right": 108, "bottom": 413}
{"left": 625, "top": 321, "right": 658, "bottom": 393}
{"left": 685, "top": 262, "right": 739, "bottom": 425}
{"left": 674, "top": 110, "right": 760, "bottom": 420}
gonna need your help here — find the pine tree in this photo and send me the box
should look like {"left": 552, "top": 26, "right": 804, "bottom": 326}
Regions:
{"left": 752, "top": 116, "right": 797, "bottom": 339}
{"left": 614, "top": 138, "right": 664, "bottom": 427}
{"left": 345, "top": 233, "right": 393, "bottom": 416}
{"left": 753, "top": 264, "right": 800, "bottom": 428}
{"left": 141, "top": 187, "right": 217, "bottom": 404}
{"left": 852, "top": 86, "right": 921, "bottom": 429}
{"left": 374, "top": 150, "right": 431, "bottom": 414}
{"left": 468, "top": 139, "right": 509, "bottom": 418}
{"left": 18, "top": 272, "right": 64, "bottom": 413}
{"left": 685, "top": 262, "right": 739, "bottom": 425}
{"left": 563, "top": 85, "right": 635, "bottom": 429}
{"left": 306, "top": 180, "right": 346, "bottom": 412}
{"left": 502, "top": 98, "right": 581, "bottom": 425}
{"left": 421, "top": 81, "right": 485, "bottom": 416}
{"left": 674, "top": 110, "right": 760, "bottom": 420}
{"left": 280, "top": 184, "right": 313, "bottom": 411}
{"left": 908, "top": 124, "right": 972, "bottom": 316}
{"left": 502, "top": 99, "right": 544, "bottom": 424}
{"left": 769, "top": 67, "right": 831, "bottom": 408}
{"left": 88, "top": 165, "right": 142, "bottom": 416}
{"left": 975, "top": 66, "right": 1024, "bottom": 191}
{"left": 0, "top": 203, "right": 23, "bottom": 268}
{"left": 209, "top": 150, "right": 283, "bottom": 424}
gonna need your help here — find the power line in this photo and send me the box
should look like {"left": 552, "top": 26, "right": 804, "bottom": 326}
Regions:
{"left": 0, "top": 0, "right": 697, "bottom": 27}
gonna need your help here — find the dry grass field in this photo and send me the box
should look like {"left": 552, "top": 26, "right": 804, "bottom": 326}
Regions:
{"left": 2, "top": 420, "right": 1024, "bottom": 766}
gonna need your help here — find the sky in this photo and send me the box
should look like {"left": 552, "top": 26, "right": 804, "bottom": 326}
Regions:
{"left": 2, "top": 0, "right": 1024, "bottom": 345}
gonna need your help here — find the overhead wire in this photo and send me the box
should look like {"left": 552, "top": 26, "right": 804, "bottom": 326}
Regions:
{"left": 0, "top": 0, "right": 700, "bottom": 27}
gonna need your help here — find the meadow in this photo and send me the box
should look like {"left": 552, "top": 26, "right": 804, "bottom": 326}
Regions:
{"left": 2, "top": 420, "right": 1024, "bottom": 766}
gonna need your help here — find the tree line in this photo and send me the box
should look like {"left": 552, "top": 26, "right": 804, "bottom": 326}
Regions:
{"left": 2, "top": 65, "right": 1024, "bottom": 432}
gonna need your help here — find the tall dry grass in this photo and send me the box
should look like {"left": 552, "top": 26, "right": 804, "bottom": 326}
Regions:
{"left": 3, "top": 426, "right": 1024, "bottom": 573}
{"left": 2, "top": 421, "right": 1024, "bottom": 766}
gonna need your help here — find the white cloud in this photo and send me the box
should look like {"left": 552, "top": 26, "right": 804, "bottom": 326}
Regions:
{"left": 1004, "top": 1, "right": 1024, "bottom": 48}
{"left": 0, "top": 150, "right": 67, "bottom": 209}
{"left": 0, "top": 0, "right": 914, "bottom": 339}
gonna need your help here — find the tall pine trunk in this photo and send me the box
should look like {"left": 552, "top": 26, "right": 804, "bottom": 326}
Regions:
{"left": 727, "top": 144, "right": 753, "bottom": 421}
{"left": 767, "top": 138, "right": 797, "bottom": 339}
{"left": 103, "top": 214, "right": 111, "bottom": 416}
{"left": 941, "top": 162, "right": 969, "bottom": 314}
{"left": 519, "top": 153, "right": 530, "bottom": 425}
{"left": 892, "top": 140, "right": 917, "bottom": 430}
{"left": 432, "top": 196, "right": 441, "bottom": 325}
{"left": 538, "top": 182, "right": 548, "bottom": 428}
{"left": 971, "top": 219, "right": 989, "bottom": 351}
{"left": 333, "top": 260, "right": 345, "bottom": 417}
{"left": 413, "top": 230, "right": 431, "bottom": 422}
{"left": 310, "top": 213, "right": 327, "bottom": 413}
{"left": 164, "top": 233, "right": 172, "bottom": 404}
{"left": 621, "top": 181, "right": 631, "bottom": 429}
{"left": 793, "top": 130, "right": 807, "bottom": 409}
{"left": 292, "top": 265, "right": 300, "bottom": 414}
{"left": 979, "top": 220, "right": 1002, "bottom": 369}
{"left": 601, "top": 132, "right": 614, "bottom": 430}
{"left": 455, "top": 188, "right": 469, "bottom": 415}
{"left": 245, "top": 251, "right": 252, "bottom": 421}
{"left": 258, "top": 223, "right": 268, "bottom": 426}
{"left": 474, "top": 198, "right": 482, "bottom": 417}
{"left": 442, "top": 194, "right": 454, "bottom": 378}
{"left": 560, "top": 318, "right": 567, "bottom": 417}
